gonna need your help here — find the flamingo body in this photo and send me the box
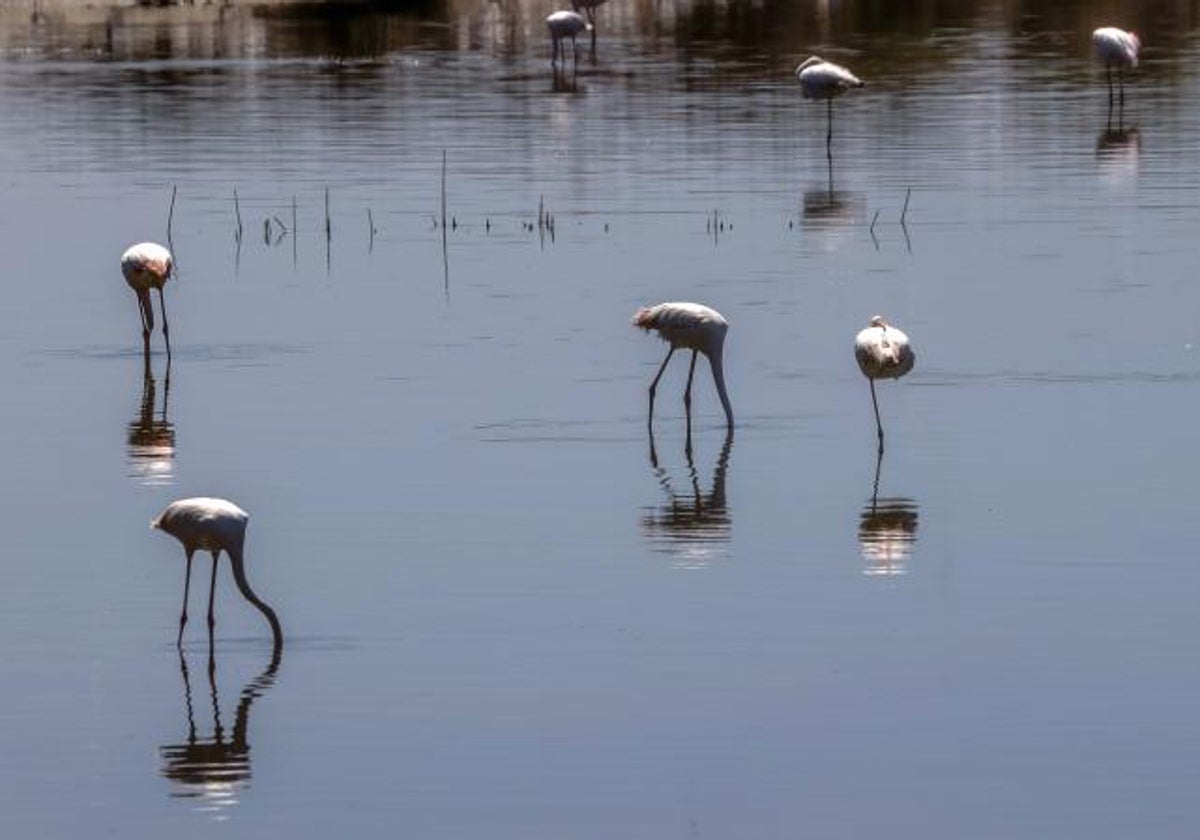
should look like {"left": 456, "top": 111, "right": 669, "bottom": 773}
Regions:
{"left": 154, "top": 497, "right": 249, "bottom": 555}
{"left": 633, "top": 302, "right": 734, "bottom": 429}
{"left": 152, "top": 497, "right": 282, "bottom": 648}
{"left": 854, "top": 316, "right": 914, "bottom": 451}
{"left": 547, "top": 10, "right": 590, "bottom": 63}
{"left": 855, "top": 316, "right": 915, "bottom": 381}
{"left": 122, "top": 242, "right": 173, "bottom": 293}
{"left": 796, "top": 56, "right": 864, "bottom": 100}
{"left": 121, "top": 241, "right": 174, "bottom": 360}
{"left": 1093, "top": 27, "right": 1139, "bottom": 69}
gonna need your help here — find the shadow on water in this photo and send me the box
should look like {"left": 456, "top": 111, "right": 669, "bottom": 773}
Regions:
{"left": 857, "top": 448, "right": 919, "bottom": 577}
{"left": 127, "top": 357, "right": 174, "bottom": 486}
{"left": 642, "top": 427, "right": 733, "bottom": 568}
{"left": 160, "top": 642, "right": 281, "bottom": 815}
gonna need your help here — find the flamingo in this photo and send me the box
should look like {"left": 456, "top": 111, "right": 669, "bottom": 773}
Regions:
{"left": 854, "top": 315, "right": 915, "bottom": 451}
{"left": 633, "top": 302, "right": 734, "bottom": 431}
{"left": 1093, "top": 27, "right": 1140, "bottom": 109}
{"left": 796, "top": 56, "right": 865, "bottom": 159}
{"left": 547, "top": 11, "right": 591, "bottom": 66}
{"left": 152, "top": 497, "right": 283, "bottom": 650}
{"left": 121, "top": 242, "right": 174, "bottom": 361}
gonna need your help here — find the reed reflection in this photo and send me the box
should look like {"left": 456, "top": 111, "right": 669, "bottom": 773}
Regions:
{"left": 858, "top": 449, "right": 919, "bottom": 577}
{"left": 127, "top": 362, "right": 174, "bottom": 486}
{"left": 161, "top": 643, "right": 281, "bottom": 815}
{"left": 642, "top": 427, "right": 733, "bottom": 568}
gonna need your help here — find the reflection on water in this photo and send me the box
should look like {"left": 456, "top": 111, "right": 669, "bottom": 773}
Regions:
{"left": 126, "top": 365, "right": 174, "bottom": 486}
{"left": 1096, "top": 123, "right": 1140, "bottom": 180}
{"left": 642, "top": 429, "right": 732, "bottom": 568}
{"left": 858, "top": 450, "right": 918, "bottom": 576}
{"left": 802, "top": 185, "right": 864, "bottom": 228}
{"left": 802, "top": 183, "right": 865, "bottom": 251}
{"left": 160, "top": 644, "right": 281, "bottom": 817}
{"left": 551, "top": 62, "right": 580, "bottom": 94}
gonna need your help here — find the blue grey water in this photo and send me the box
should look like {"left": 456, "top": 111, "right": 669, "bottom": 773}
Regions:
{"left": 2, "top": 0, "right": 1199, "bottom": 835}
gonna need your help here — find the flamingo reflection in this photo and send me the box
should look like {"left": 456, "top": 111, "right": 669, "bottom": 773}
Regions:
{"left": 127, "top": 366, "right": 175, "bottom": 486}
{"left": 161, "top": 643, "right": 281, "bottom": 814}
{"left": 1096, "top": 121, "right": 1140, "bottom": 180}
{"left": 857, "top": 449, "right": 919, "bottom": 576}
{"left": 642, "top": 427, "right": 733, "bottom": 568}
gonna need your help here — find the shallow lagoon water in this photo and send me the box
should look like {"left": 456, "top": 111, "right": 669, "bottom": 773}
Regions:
{"left": 3, "top": 0, "right": 1200, "bottom": 836}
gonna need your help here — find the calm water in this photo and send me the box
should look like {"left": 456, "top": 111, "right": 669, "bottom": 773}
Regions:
{"left": 3, "top": 0, "right": 1200, "bottom": 835}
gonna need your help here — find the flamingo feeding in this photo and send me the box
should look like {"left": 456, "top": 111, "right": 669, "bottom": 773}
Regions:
{"left": 121, "top": 242, "right": 174, "bottom": 361}
{"left": 547, "top": 11, "right": 591, "bottom": 66}
{"left": 152, "top": 497, "right": 283, "bottom": 650}
{"left": 854, "top": 315, "right": 915, "bottom": 451}
{"left": 633, "top": 302, "right": 734, "bottom": 431}
{"left": 796, "top": 56, "right": 865, "bottom": 158}
{"left": 1093, "top": 27, "right": 1140, "bottom": 109}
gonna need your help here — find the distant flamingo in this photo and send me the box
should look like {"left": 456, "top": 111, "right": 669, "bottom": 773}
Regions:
{"left": 633, "top": 302, "right": 734, "bottom": 431}
{"left": 854, "top": 315, "right": 915, "bottom": 451}
{"left": 152, "top": 497, "right": 283, "bottom": 649}
{"left": 547, "top": 11, "right": 590, "bottom": 66}
{"left": 122, "top": 242, "right": 174, "bottom": 361}
{"left": 796, "top": 56, "right": 865, "bottom": 159}
{"left": 1093, "top": 27, "right": 1139, "bottom": 108}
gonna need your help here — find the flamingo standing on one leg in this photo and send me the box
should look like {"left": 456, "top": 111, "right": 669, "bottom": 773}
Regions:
{"left": 547, "top": 11, "right": 591, "bottom": 67}
{"left": 122, "top": 242, "right": 174, "bottom": 362}
{"left": 152, "top": 497, "right": 283, "bottom": 650}
{"left": 796, "top": 56, "right": 865, "bottom": 162}
{"left": 854, "top": 315, "right": 915, "bottom": 452}
{"left": 633, "top": 302, "right": 734, "bottom": 433}
{"left": 1093, "top": 27, "right": 1140, "bottom": 111}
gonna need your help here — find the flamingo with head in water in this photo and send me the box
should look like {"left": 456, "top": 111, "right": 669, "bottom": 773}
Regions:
{"left": 152, "top": 497, "right": 282, "bottom": 650}
{"left": 122, "top": 242, "right": 173, "bottom": 361}
{"left": 1092, "top": 27, "right": 1140, "bottom": 109}
{"left": 546, "top": 11, "right": 590, "bottom": 66}
{"left": 633, "top": 302, "right": 734, "bottom": 432}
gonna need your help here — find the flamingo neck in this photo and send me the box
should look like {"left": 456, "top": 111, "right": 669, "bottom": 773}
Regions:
{"left": 228, "top": 548, "right": 283, "bottom": 651}
{"left": 709, "top": 348, "right": 735, "bottom": 429}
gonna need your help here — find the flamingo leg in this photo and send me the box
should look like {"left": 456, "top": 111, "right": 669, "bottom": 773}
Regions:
{"left": 157, "top": 287, "right": 171, "bottom": 363}
{"left": 683, "top": 350, "right": 698, "bottom": 452}
{"left": 827, "top": 99, "right": 833, "bottom": 162}
{"left": 207, "top": 551, "right": 220, "bottom": 638}
{"left": 136, "top": 290, "right": 152, "bottom": 356}
{"left": 1107, "top": 66, "right": 1114, "bottom": 109}
{"left": 869, "top": 379, "right": 884, "bottom": 453}
{"left": 177, "top": 549, "right": 194, "bottom": 647}
{"left": 683, "top": 350, "right": 698, "bottom": 412}
{"left": 647, "top": 346, "right": 676, "bottom": 428}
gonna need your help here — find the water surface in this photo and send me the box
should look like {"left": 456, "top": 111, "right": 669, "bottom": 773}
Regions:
{"left": 3, "top": 1, "right": 1200, "bottom": 836}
